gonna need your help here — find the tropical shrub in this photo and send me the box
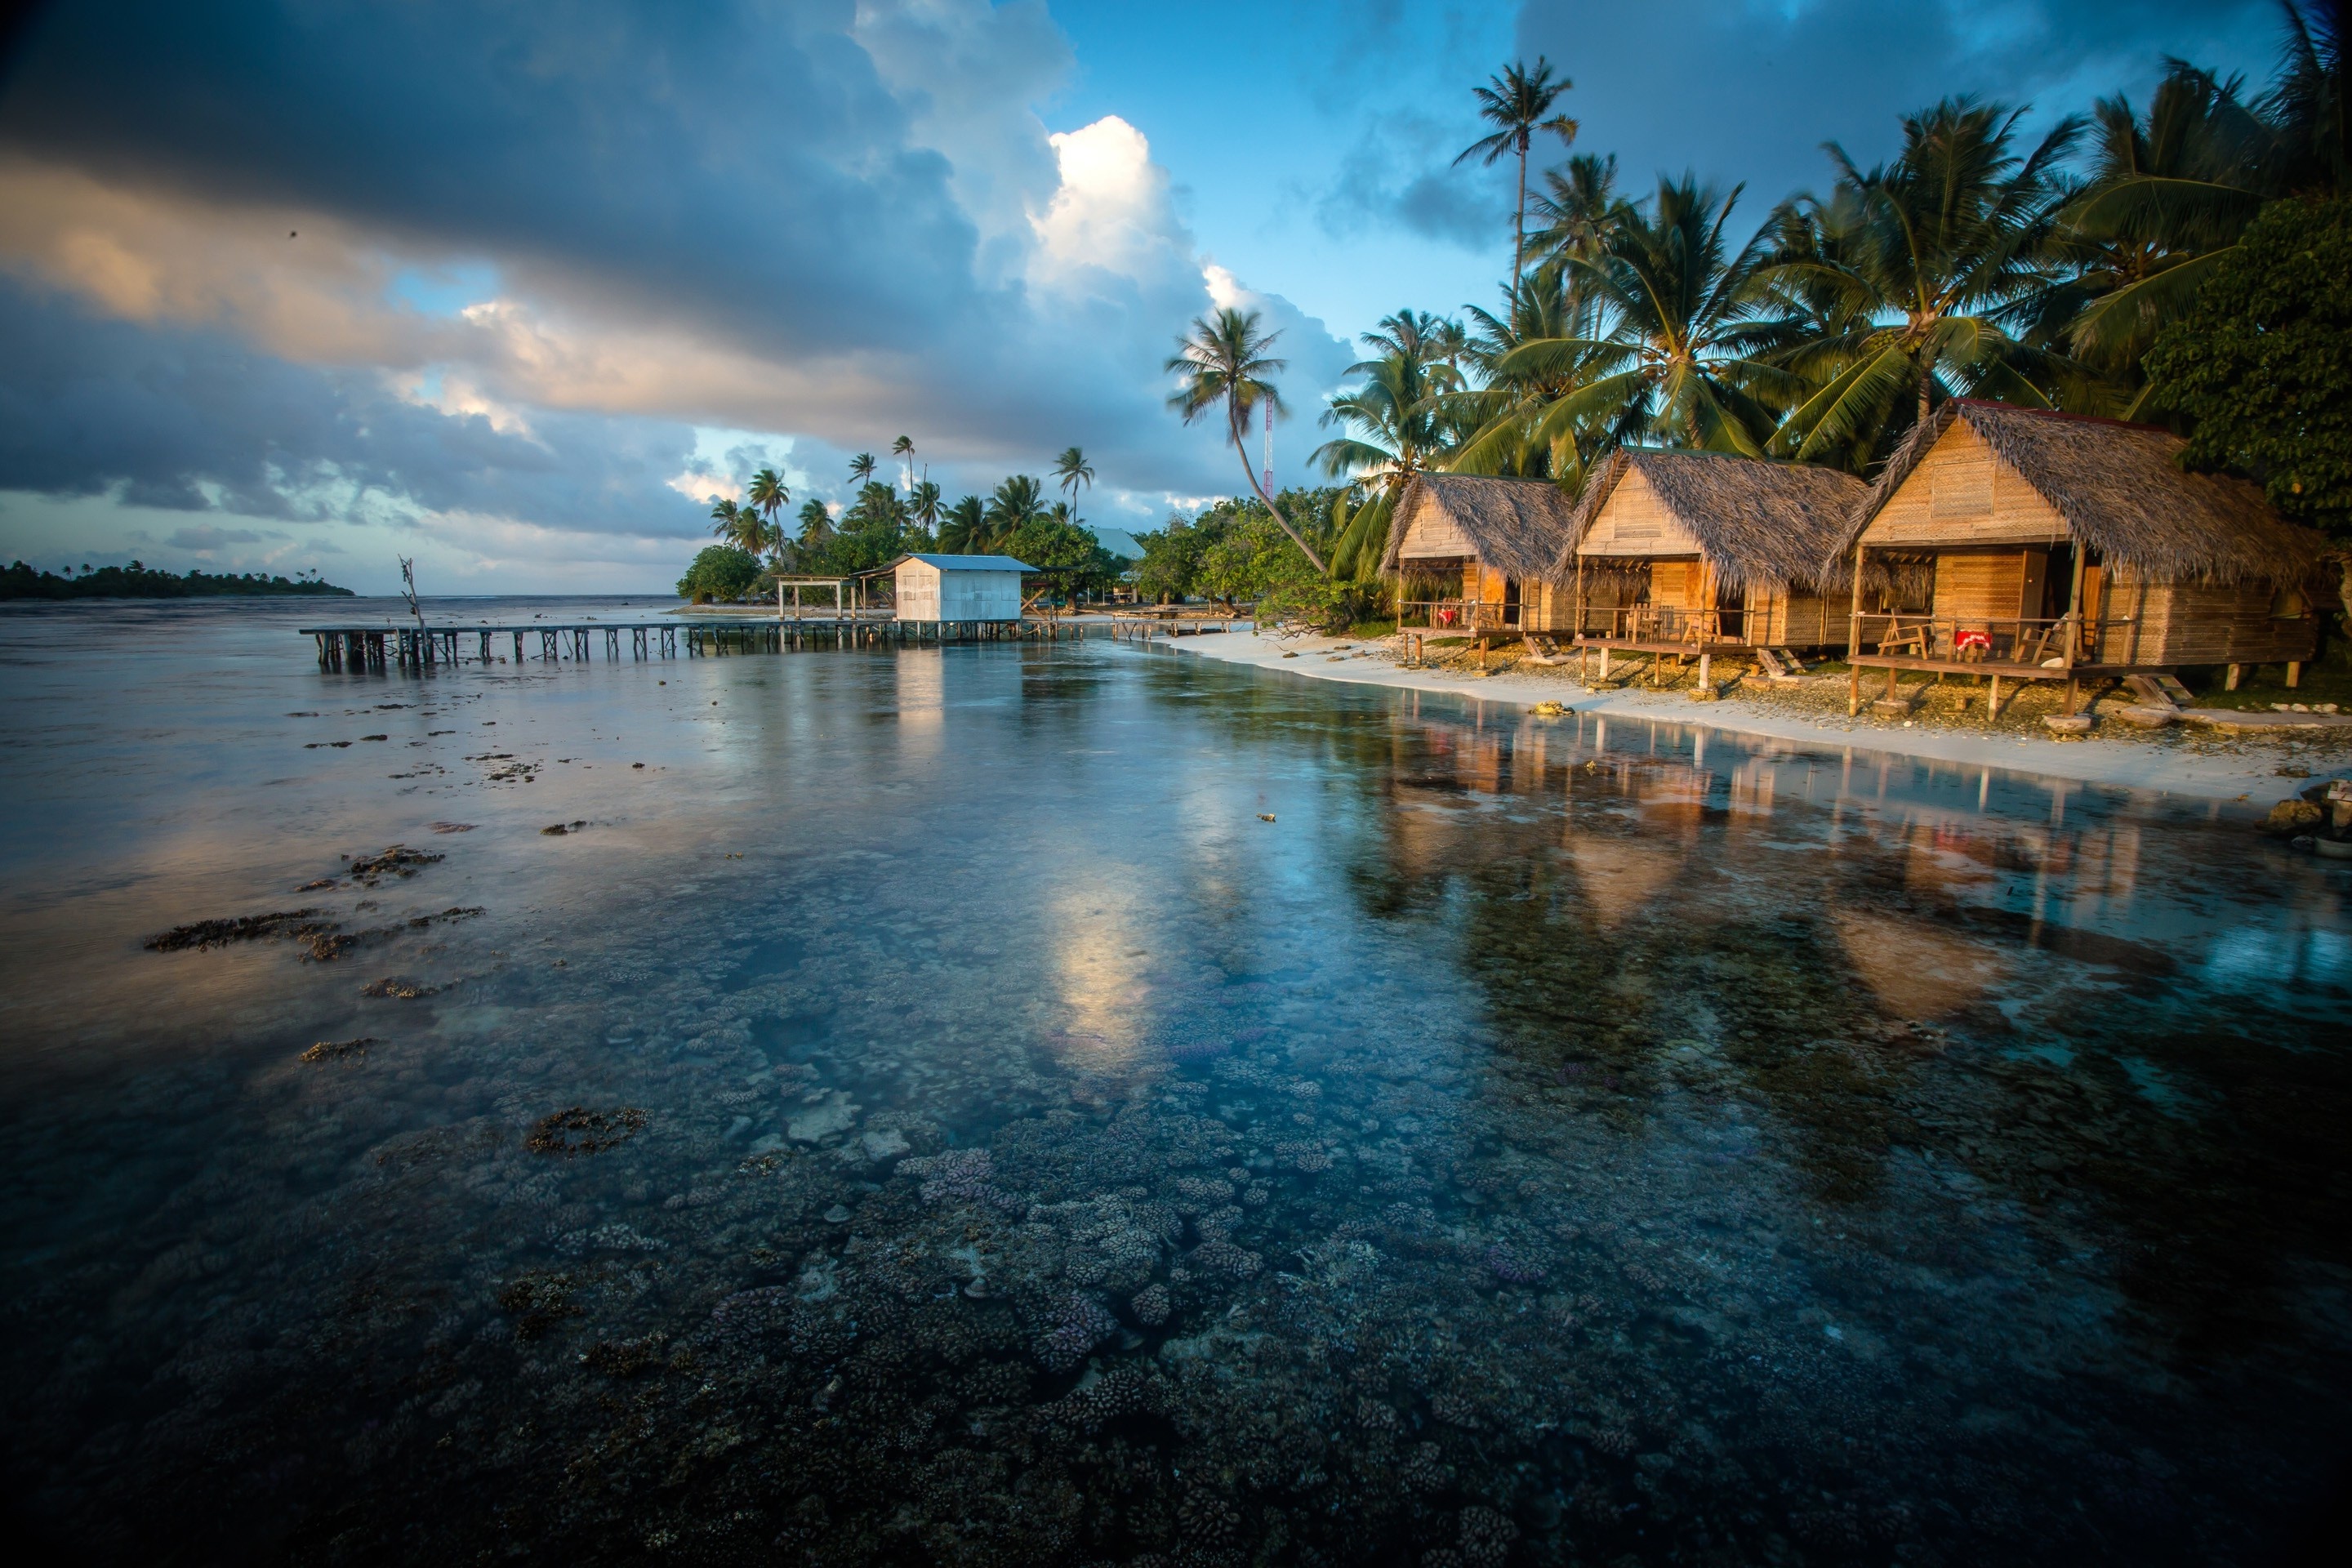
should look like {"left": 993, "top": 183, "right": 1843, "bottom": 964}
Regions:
{"left": 678, "top": 545, "right": 762, "bottom": 603}
{"left": 2145, "top": 195, "right": 2352, "bottom": 541}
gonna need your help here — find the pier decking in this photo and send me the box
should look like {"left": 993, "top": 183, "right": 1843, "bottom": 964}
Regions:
{"left": 300, "top": 616, "right": 1052, "bottom": 670}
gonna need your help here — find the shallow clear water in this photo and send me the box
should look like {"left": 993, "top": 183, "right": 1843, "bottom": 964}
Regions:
{"left": 2, "top": 598, "right": 2349, "bottom": 1565}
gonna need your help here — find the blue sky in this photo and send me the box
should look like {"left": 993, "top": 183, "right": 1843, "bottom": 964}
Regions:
{"left": 0, "top": 0, "right": 2289, "bottom": 593}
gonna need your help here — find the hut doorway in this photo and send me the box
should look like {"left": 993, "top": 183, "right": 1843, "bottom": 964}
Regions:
{"left": 1713, "top": 581, "right": 1745, "bottom": 644}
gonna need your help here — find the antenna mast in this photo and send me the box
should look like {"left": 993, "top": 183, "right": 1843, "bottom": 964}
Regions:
{"left": 1262, "top": 397, "right": 1273, "bottom": 496}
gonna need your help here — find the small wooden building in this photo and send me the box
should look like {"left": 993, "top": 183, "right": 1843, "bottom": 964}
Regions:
{"left": 1833, "top": 400, "right": 2327, "bottom": 711}
{"left": 888, "top": 553, "right": 1033, "bottom": 623}
{"left": 1560, "top": 448, "right": 1865, "bottom": 657}
{"left": 1379, "top": 473, "right": 1579, "bottom": 635}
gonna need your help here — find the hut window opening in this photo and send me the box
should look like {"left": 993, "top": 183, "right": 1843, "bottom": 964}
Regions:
{"left": 2270, "top": 585, "right": 2310, "bottom": 619}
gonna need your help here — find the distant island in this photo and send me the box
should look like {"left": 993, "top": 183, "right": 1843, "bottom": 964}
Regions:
{"left": 2, "top": 560, "right": 356, "bottom": 599}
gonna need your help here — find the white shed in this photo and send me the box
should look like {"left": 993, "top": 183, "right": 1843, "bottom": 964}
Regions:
{"left": 889, "top": 553, "right": 1033, "bottom": 623}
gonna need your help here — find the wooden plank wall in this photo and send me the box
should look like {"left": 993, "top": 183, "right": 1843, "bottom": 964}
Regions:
{"left": 2100, "top": 570, "right": 2319, "bottom": 665}
{"left": 1766, "top": 592, "right": 1839, "bottom": 647}
{"left": 1931, "top": 551, "right": 2032, "bottom": 621}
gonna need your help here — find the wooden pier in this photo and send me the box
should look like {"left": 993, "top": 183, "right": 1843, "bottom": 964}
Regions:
{"left": 300, "top": 616, "right": 1089, "bottom": 671}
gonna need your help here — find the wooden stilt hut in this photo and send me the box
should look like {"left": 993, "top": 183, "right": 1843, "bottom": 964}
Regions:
{"left": 1831, "top": 400, "right": 2328, "bottom": 716}
{"left": 1379, "top": 473, "right": 1579, "bottom": 639}
{"left": 1557, "top": 448, "right": 1865, "bottom": 683}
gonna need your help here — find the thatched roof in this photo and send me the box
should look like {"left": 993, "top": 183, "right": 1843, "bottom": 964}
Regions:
{"left": 1838, "top": 400, "right": 2328, "bottom": 586}
{"left": 1379, "top": 472, "right": 1579, "bottom": 581}
{"left": 1558, "top": 448, "right": 1866, "bottom": 595}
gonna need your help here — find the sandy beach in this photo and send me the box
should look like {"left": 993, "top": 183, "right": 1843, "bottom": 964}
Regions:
{"left": 1151, "top": 623, "right": 2351, "bottom": 805}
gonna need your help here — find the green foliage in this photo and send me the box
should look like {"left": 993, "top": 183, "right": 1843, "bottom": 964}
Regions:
{"left": 2145, "top": 195, "right": 2352, "bottom": 539}
{"left": 1, "top": 561, "right": 354, "bottom": 599}
{"left": 1134, "top": 488, "right": 1374, "bottom": 626}
{"left": 677, "top": 545, "right": 763, "bottom": 603}
{"left": 1004, "top": 514, "right": 1120, "bottom": 601}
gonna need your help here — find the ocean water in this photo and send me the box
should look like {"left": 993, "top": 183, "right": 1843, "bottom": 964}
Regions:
{"left": 1, "top": 597, "right": 2348, "bottom": 1565}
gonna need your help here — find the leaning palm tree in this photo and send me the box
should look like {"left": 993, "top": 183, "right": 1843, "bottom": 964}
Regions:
{"left": 1052, "top": 446, "right": 1095, "bottom": 504}
{"left": 1165, "top": 308, "right": 1327, "bottom": 572}
{"left": 1766, "top": 99, "right": 2081, "bottom": 462}
{"left": 848, "top": 452, "right": 877, "bottom": 488}
{"left": 891, "top": 435, "right": 915, "bottom": 490}
{"left": 1455, "top": 57, "right": 1579, "bottom": 292}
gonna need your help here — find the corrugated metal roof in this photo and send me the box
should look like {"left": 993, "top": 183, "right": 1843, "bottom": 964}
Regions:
{"left": 899, "top": 553, "right": 1035, "bottom": 571}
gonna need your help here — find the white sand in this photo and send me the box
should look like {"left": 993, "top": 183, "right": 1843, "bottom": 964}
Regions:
{"left": 1147, "top": 626, "right": 2349, "bottom": 805}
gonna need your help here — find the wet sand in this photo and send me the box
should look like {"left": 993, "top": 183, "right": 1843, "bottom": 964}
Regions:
{"left": 1160, "top": 625, "right": 2350, "bottom": 805}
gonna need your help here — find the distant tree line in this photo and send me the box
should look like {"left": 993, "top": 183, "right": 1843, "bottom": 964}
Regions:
{"left": 2, "top": 560, "right": 354, "bottom": 599}
{"left": 679, "top": 443, "right": 1128, "bottom": 604}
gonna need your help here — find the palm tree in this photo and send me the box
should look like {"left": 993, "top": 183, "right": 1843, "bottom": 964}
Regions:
{"left": 1439, "top": 260, "right": 1622, "bottom": 480}
{"left": 1529, "top": 153, "right": 1634, "bottom": 265}
{"left": 1052, "top": 446, "right": 1095, "bottom": 505}
{"left": 2048, "top": 65, "right": 2273, "bottom": 404}
{"left": 1486, "top": 175, "right": 1802, "bottom": 463}
{"left": 982, "top": 475, "right": 1048, "bottom": 550}
{"left": 1455, "top": 57, "right": 1579, "bottom": 293}
{"left": 1312, "top": 318, "right": 1462, "bottom": 578}
{"left": 796, "top": 497, "right": 836, "bottom": 549}
{"left": 848, "top": 452, "right": 876, "bottom": 488}
{"left": 1165, "top": 308, "right": 1327, "bottom": 571}
{"left": 1766, "top": 99, "right": 2081, "bottom": 462}
{"left": 891, "top": 435, "right": 915, "bottom": 489}
{"left": 746, "top": 468, "right": 791, "bottom": 556}
{"left": 2265, "top": 0, "right": 2350, "bottom": 193}
{"left": 940, "top": 495, "right": 987, "bottom": 553}
{"left": 710, "top": 497, "right": 769, "bottom": 556}
{"left": 908, "top": 479, "right": 942, "bottom": 542}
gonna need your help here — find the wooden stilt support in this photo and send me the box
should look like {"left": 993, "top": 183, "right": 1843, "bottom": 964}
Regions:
{"left": 2287, "top": 661, "right": 2303, "bottom": 688}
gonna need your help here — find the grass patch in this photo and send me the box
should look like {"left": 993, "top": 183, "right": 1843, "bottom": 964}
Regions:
{"left": 2176, "top": 658, "right": 2352, "bottom": 711}
{"left": 1344, "top": 618, "right": 1397, "bottom": 639}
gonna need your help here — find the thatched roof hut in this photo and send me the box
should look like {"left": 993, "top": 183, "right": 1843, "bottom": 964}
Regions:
{"left": 1834, "top": 400, "right": 2326, "bottom": 587}
{"left": 1560, "top": 448, "right": 1866, "bottom": 595}
{"left": 1379, "top": 472, "right": 1579, "bottom": 581}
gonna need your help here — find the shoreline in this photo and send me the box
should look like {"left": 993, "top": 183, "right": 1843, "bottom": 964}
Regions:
{"left": 1154, "top": 625, "right": 2348, "bottom": 806}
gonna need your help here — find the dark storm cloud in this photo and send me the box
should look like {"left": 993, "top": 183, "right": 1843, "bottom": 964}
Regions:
{"left": 0, "top": 277, "right": 708, "bottom": 536}
{"left": 0, "top": 0, "right": 991, "bottom": 363}
{"left": 1316, "top": 112, "right": 1503, "bottom": 251}
{"left": 1515, "top": 0, "right": 2283, "bottom": 216}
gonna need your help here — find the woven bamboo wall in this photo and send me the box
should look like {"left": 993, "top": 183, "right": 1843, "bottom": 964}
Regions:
{"left": 1863, "top": 422, "right": 2069, "bottom": 549}
{"left": 1397, "top": 495, "right": 1473, "bottom": 561}
{"left": 1579, "top": 470, "right": 1704, "bottom": 556}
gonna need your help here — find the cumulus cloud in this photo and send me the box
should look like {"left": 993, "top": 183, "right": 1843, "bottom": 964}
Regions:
{"left": 0, "top": 0, "right": 1356, "bottom": 581}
